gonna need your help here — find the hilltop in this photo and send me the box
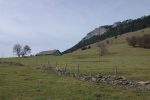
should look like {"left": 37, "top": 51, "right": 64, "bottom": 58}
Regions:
{"left": 63, "top": 15, "right": 150, "bottom": 54}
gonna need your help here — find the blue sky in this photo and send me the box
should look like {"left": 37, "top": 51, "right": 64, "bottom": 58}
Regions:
{"left": 0, "top": 0, "right": 150, "bottom": 57}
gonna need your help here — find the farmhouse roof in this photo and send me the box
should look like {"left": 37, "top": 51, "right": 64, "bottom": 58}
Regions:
{"left": 36, "top": 50, "right": 61, "bottom": 56}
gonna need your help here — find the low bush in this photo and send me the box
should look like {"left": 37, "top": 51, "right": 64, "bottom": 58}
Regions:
{"left": 126, "top": 34, "right": 150, "bottom": 48}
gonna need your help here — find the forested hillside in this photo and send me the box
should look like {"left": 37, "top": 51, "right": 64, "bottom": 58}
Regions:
{"left": 63, "top": 15, "right": 150, "bottom": 54}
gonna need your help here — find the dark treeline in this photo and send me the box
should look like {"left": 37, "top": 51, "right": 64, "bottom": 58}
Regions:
{"left": 63, "top": 15, "right": 150, "bottom": 54}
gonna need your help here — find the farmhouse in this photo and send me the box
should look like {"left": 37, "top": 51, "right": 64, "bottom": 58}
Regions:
{"left": 35, "top": 50, "right": 62, "bottom": 56}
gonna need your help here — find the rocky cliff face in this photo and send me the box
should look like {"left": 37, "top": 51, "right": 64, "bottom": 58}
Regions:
{"left": 83, "top": 26, "right": 108, "bottom": 40}
{"left": 82, "top": 20, "right": 133, "bottom": 41}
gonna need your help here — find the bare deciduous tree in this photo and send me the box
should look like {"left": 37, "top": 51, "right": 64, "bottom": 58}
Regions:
{"left": 21, "top": 45, "right": 31, "bottom": 57}
{"left": 13, "top": 44, "right": 22, "bottom": 57}
{"left": 96, "top": 42, "right": 108, "bottom": 62}
{"left": 126, "top": 36, "right": 137, "bottom": 47}
{"left": 13, "top": 44, "right": 31, "bottom": 57}
{"left": 126, "top": 34, "right": 150, "bottom": 48}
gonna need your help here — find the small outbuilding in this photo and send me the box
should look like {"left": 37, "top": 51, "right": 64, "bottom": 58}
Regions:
{"left": 35, "top": 50, "right": 62, "bottom": 56}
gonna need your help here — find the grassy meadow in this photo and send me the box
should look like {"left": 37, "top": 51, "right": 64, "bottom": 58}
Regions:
{"left": 0, "top": 28, "right": 150, "bottom": 99}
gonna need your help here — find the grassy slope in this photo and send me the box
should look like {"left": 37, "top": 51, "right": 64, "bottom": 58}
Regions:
{"left": 0, "top": 28, "right": 150, "bottom": 100}
{"left": 66, "top": 28, "right": 150, "bottom": 80}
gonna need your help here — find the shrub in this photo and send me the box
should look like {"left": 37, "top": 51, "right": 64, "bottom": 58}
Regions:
{"left": 97, "top": 42, "right": 108, "bottom": 56}
{"left": 106, "top": 40, "right": 110, "bottom": 44}
{"left": 81, "top": 47, "right": 87, "bottom": 50}
{"left": 87, "top": 46, "right": 91, "bottom": 49}
{"left": 141, "top": 34, "right": 150, "bottom": 48}
{"left": 126, "top": 34, "right": 150, "bottom": 49}
{"left": 126, "top": 36, "right": 137, "bottom": 47}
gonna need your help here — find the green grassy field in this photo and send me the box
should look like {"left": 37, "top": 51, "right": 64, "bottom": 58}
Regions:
{"left": 0, "top": 63, "right": 149, "bottom": 100}
{"left": 0, "top": 28, "right": 150, "bottom": 100}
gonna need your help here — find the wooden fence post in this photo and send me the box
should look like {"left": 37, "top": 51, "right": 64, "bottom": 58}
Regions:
{"left": 77, "top": 64, "right": 80, "bottom": 75}
{"left": 47, "top": 61, "right": 49, "bottom": 65}
{"left": 65, "top": 64, "right": 67, "bottom": 72}
{"left": 56, "top": 62, "right": 57, "bottom": 67}
{"left": 115, "top": 67, "right": 118, "bottom": 76}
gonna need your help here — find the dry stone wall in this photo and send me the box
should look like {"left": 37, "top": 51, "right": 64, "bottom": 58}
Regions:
{"left": 39, "top": 64, "right": 150, "bottom": 91}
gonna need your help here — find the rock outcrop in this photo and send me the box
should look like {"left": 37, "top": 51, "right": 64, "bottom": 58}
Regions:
{"left": 83, "top": 26, "right": 108, "bottom": 40}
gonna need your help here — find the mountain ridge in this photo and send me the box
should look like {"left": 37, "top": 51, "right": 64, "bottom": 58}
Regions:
{"left": 63, "top": 15, "right": 150, "bottom": 54}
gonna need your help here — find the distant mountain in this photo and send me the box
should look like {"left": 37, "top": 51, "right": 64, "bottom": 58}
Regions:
{"left": 63, "top": 15, "right": 150, "bottom": 54}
